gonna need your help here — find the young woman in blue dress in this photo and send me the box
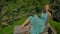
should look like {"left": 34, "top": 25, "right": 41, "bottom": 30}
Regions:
{"left": 19, "top": 4, "right": 51, "bottom": 34}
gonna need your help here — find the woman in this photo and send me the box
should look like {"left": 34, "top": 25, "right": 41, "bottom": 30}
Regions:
{"left": 19, "top": 4, "right": 51, "bottom": 34}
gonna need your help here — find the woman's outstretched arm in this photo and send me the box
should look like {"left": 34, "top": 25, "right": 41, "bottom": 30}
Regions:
{"left": 19, "top": 18, "right": 30, "bottom": 29}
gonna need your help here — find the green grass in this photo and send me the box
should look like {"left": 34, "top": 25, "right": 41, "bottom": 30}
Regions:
{"left": 0, "top": 17, "right": 27, "bottom": 34}
{"left": 49, "top": 19, "right": 60, "bottom": 34}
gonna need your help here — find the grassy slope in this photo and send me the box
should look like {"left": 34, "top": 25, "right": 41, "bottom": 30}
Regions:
{"left": 0, "top": 17, "right": 27, "bottom": 34}
{"left": 49, "top": 19, "right": 60, "bottom": 34}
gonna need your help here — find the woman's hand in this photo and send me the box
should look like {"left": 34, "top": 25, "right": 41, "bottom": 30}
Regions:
{"left": 19, "top": 25, "right": 24, "bottom": 30}
{"left": 19, "top": 18, "right": 30, "bottom": 30}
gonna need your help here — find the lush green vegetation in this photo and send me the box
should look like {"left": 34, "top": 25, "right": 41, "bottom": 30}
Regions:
{"left": 0, "top": 17, "right": 27, "bottom": 34}
{"left": 0, "top": 0, "right": 49, "bottom": 27}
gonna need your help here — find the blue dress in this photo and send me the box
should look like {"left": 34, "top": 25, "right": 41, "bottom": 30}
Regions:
{"left": 28, "top": 12, "right": 48, "bottom": 34}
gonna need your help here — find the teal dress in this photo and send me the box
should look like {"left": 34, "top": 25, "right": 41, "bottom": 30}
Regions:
{"left": 28, "top": 12, "right": 48, "bottom": 34}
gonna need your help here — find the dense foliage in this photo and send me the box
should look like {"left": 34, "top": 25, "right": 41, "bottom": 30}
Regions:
{"left": 0, "top": 0, "right": 49, "bottom": 26}
{"left": 49, "top": 0, "right": 60, "bottom": 22}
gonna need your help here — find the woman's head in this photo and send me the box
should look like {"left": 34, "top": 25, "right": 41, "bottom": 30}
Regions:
{"left": 44, "top": 4, "right": 50, "bottom": 12}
